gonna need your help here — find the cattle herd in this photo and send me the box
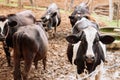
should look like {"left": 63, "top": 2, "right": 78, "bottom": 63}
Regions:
{"left": 0, "top": 2, "right": 115, "bottom": 80}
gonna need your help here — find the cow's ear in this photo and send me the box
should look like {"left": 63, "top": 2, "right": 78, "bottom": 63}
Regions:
{"left": 100, "top": 35, "right": 115, "bottom": 44}
{"left": 69, "top": 15, "right": 75, "bottom": 19}
{"left": 8, "top": 21, "right": 17, "bottom": 27}
{"left": 0, "top": 16, "right": 7, "bottom": 22}
{"left": 66, "top": 35, "right": 80, "bottom": 44}
{"left": 41, "top": 16, "right": 45, "bottom": 20}
{"left": 52, "top": 12, "right": 57, "bottom": 17}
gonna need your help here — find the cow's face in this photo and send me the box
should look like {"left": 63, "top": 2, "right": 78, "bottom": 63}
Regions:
{"left": 69, "top": 3, "right": 90, "bottom": 27}
{"left": 0, "top": 15, "right": 17, "bottom": 41}
{"left": 41, "top": 11, "right": 57, "bottom": 23}
{"left": 0, "top": 16, "right": 9, "bottom": 41}
{"left": 66, "top": 26, "right": 115, "bottom": 73}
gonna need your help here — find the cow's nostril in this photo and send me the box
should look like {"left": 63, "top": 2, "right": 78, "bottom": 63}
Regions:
{"left": 85, "top": 55, "right": 95, "bottom": 60}
{"left": 91, "top": 56, "right": 95, "bottom": 60}
{"left": 85, "top": 56, "right": 88, "bottom": 59}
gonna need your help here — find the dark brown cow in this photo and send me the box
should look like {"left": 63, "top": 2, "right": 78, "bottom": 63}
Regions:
{"left": 0, "top": 10, "right": 36, "bottom": 66}
{"left": 13, "top": 22, "right": 48, "bottom": 80}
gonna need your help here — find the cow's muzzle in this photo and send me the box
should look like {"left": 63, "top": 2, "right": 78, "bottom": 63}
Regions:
{"left": 85, "top": 55, "right": 95, "bottom": 63}
{"left": 0, "top": 34, "right": 6, "bottom": 41}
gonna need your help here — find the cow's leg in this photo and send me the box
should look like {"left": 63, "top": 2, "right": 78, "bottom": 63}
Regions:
{"left": 13, "top": 51, "right": 22, "bottom": 80}
{"left": 53, "top": 16, "right": 59, "bottom": 37}
{"left": 22, "top": 53, "right": 33, "bottom": 80}
{"left": 34, "top": 60, "right": 38, "bottom": 69}
{"left": 42, "top": 56, "right": 47, "bottom": 70}
{"left": 95, "top": 61, "right": 104, "bottom": 80}
{"left": 3, "top": 42, "right": 11, "bottom": 67}
{"left": 53, "top": 26, "right": 57, "bottom": 37}
{"left": 33, "top": 56, "right": 38, "bottom": 69}
{"left": 66, "top": 43, "right": 73, "bottom": 64}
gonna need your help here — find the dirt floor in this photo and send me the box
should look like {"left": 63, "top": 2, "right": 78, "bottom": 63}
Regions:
{"left": 0, "top": 3, "right": 120, "bottom": 80}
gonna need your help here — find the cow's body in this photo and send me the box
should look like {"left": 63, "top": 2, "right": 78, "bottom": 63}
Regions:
{"left": 69, "top": 2, "right": 90, "bottom": 27}
{"left": 41, "top": 3, "right": 61, "bottom": 36}
{"left": 66, "top": 18, "right": 115, "bottom": 80}
{"left": 13, "top": 23, "right": 48, "bottom": 80}
{"left": 0, "top": 10, "right": 36, "bottom": 66}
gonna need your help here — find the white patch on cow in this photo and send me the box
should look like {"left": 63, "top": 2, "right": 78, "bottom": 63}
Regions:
{"left": 99, "top": 41, "right": 106, "bottom": 58}
{"left": 46, "top": 14, "right": 50, "bottom": 20}
{"left": 55, "top": 15, "right": 58, "bottom": 27}
{"left": 83, "top": 26, "right": 97, "bottom": 57}
{"left": 73, "top": 41, "right": 81, "bottom": 65}
{"left": 0, "top": 19, "right": 8, "bottom": 34}
{"left": 72, "top": 41, "right": 81, "bottom": 78}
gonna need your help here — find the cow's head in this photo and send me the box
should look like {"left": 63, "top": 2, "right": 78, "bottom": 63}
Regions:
{"left": 41, "top": 10, "right": 57, "bottom": 30}
{"left": 66, "top": 26, "right": 115, "bottom": 74}
{"left": 41, "top": 10, "right": 57, "bottom": 23}
{"left": 69, "top": 2, "right": 90, "bottom": 27}
{"left": 0, "top": 15, "right": 17, "bottom": 41}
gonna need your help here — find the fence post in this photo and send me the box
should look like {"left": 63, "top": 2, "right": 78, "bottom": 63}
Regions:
{"left": 109, "top": 0, "right": 113, "bottom": 21}
{"left": 69, "top": 0, "right": 74, "bottom": 11}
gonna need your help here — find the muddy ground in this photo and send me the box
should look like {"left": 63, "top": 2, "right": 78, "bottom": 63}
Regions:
{"left": 0, "top": 4, "right": 120, "bottom": 80}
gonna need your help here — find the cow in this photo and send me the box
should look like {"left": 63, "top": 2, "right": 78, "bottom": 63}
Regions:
{"left": 0, "top": 10, "right": 36, "bottom": 66}
{"left": 41, "top": 3, "right": 61, "bottom": 37}
{"left": 69, "top": 2, "right": 90, "bottom": 27}
{"left": 66, "top": 18, "right": 115, "bottom": 80}
{"left": 12, "top": 22, "right": 48, "bottom": 80}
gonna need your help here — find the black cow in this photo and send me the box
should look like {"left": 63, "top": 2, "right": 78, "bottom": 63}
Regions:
{"left": 41, "top": 3, "right": 61, "bottom": 36}
{"left": 69, "top": 2, "right": 90, "bottom": 27}
{"left": 0, "top": 10, "right": 36, "bottom": 66}
{"left": 66, "top": 18, "right": 115, "bottom": 80}
{"left": 13, "top": 22, "right": 48, "bottom": 80}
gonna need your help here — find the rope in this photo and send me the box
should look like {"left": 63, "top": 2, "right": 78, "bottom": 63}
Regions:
{"left": 79, "top": 62, "right": 120, "bottom": 80}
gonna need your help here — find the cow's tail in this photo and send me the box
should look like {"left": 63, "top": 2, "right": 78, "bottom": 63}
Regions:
{"left": 13, "top": 32, "right": 23, "bottom": 58}
{"left": 13, "top": 32, "right": 23, "bottom": 79}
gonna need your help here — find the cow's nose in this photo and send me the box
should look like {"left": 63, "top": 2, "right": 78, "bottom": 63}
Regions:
{"left": 85, "top": 55, "right": 95, "bottom": 63}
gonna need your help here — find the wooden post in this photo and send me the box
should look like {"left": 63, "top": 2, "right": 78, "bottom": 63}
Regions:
{"left": 5, "top": 0, "right": 10, "bottom": 4}
{"left": 109, "top": 0, "right": 113, "bottom": 21}
{"left": 69, "top": 0, "right": 74, "bottom": 11}
{"left": 64, "top": 0, "right": 68, "bottom": 11}
{"left": 30, "top": 0, "right": 36, "bottom": 7}
{"left": 18, "top": 0, "right": 23, "bottom": 8}
{"left": 116, "top": 0, "right": 119, "bottom": 27}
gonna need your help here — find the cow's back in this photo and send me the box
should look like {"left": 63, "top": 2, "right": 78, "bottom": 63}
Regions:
{"left": 13, "top": 24, "right": 48, "bottom": 56}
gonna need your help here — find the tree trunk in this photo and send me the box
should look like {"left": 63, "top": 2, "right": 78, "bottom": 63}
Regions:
{"left": 18, "top": 0, "right": 23, "bottom": 8}
{"left": 30, "top": 0, "right": 35, "bottom": 7}
{"left": 5, "top": 0, "right": 10, "bottom": 4}
{"left": 69, "top": 0, "right": 74, "bottom": 11}
{"left": 109, "top": 0, "right": 113, "bottom": 21}
{"left": 64, "top": 0, "right": 68, "bottom": 11}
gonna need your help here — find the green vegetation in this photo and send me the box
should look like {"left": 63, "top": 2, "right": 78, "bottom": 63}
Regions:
{"left": 0, "top": 0, "right": 4, "bottom": 2}
{"left": 92, "top": 13, "right": 119, "bottom": 27}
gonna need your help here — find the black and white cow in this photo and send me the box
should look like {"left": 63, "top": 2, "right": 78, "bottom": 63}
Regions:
{"left": 41, "top": 3, "right": 61, "bottom": 36}
{"left": 13, "top": 22, "right": 48, "bottom": 80}
{"left": 69, "top": 2, "right": 90, "bottom": 27}
{"left": 66, "top": 18, "right": 115, "bottom": 80}
{"left": 0, "top": 10, "right": 36, "bottom": 66}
